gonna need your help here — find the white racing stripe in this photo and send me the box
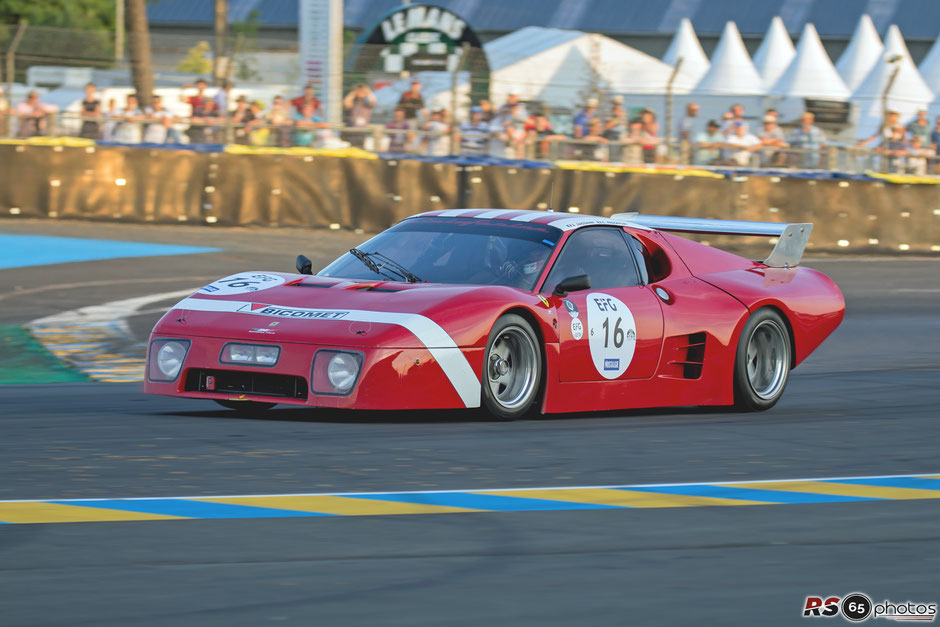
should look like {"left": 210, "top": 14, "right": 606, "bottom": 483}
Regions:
{"left": 174, "top": 297, "right": 482, "bottom": 408}
{"left": 437, "top": 209, "right": 477, "bottom": 217}
{"left": 474, "top": 210, "right": 512, "bottom": 219}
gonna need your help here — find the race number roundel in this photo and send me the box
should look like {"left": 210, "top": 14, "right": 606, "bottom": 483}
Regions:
{"left": 199, "top": 272, "right": 286, "bottom": 296}
{"left": 586, "top": 292, "right": 636, "bottom": 379}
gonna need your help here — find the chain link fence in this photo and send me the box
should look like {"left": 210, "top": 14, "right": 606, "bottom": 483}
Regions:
{"left": 2, "top": 26, "right": 939, "bottom": 176}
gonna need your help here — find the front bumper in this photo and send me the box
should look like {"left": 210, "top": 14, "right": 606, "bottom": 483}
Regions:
{"left": 144, "top": 334, "right": 483, "bottom": 410}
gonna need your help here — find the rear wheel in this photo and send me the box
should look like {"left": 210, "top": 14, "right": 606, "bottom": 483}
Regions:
{"left": 214, "top": 400, "right": 277, "bottom": 414}
{"left": 481, "top": 314, "right": 542, "bottom": 420}
{"left": 733, "top": 308, "right": 791, "bottom": 411}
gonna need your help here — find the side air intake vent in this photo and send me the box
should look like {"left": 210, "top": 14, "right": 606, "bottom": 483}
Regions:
{"left": 663, "top": 332, "right": 707, "bottom": 379}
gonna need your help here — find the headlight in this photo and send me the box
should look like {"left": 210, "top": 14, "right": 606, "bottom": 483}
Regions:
{"left": 220, "top": 343, "right": 281, "bottom": 367}
{"left": 311, "top": 350, "right": 363, "bottom": 395}
{"left": 148, "top": 339, "right": 190, "bottom": 382}
{"left": 327, "top": 353, "right": 359, "bottom": 391}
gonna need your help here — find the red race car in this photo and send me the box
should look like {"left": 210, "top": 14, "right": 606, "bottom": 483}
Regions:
{"left": 145, "top": 210, "right": 844, "bottom": 419}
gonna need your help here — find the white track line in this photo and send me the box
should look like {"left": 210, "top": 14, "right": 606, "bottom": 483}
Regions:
{"left": 29, "top": 288, "right": 199, "bottom": 382}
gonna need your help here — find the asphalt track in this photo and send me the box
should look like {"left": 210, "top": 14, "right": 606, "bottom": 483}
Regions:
{"left": 1, "top": 218, "right": 939, "bottom": 626}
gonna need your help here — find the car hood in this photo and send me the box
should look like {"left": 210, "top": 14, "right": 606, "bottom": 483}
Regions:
{"left": 153, "top": 273, "right": 539, "bottom": 348}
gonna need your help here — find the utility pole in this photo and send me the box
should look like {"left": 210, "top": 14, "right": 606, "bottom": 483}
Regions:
{"left": 214, "top": 0, "right": 229, "bottom": 86}
{"left": 126, "top": 0, "right": 154, "bottom": 108}
{"left": 5, "top": 20, "right": 28, "bottom": 105}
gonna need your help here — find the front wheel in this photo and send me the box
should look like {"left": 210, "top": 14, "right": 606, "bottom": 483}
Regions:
{"left": 733, "top": 308, "right": 792, "bottom": 411}
{"left": 481, "top": 314, "right": 542, "bottom": 420}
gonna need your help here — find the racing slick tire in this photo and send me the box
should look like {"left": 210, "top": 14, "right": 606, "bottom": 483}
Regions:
{"left": 482, "top": 314, "right": 542, "bottom": 420}
{"left": 733, "top": 308, "right": 792, "bottom": 412}
{"left": 214, "top": 400, "right": 277, "bottom": 414}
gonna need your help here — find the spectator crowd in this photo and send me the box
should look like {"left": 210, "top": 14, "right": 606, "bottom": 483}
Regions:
{"left": 1, "top": 80, "right": 939, "bottom": 174}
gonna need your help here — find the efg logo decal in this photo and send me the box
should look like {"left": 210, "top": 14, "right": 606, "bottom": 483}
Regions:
{"left": 802, "top": 592, "right": 936, "bottom": 622}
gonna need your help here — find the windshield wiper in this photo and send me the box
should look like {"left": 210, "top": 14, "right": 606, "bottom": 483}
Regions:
{"left": 348, "top": 248, "right": 424, "bottom": 283}
{"left": 368, "top": 252, "right": 424, "bottom": 283}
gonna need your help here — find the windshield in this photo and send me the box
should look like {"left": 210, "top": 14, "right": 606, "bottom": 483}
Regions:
{"left": 318, "top": 217, "right": 561, "bottom": 290}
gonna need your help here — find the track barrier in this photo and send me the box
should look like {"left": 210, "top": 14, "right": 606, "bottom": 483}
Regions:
{"left": 0, "top": 142, "right": 937, "bottom": 254}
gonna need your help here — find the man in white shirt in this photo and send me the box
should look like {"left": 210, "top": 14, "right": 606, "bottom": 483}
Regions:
{"left": 725, "top": 121, "right": 760, "bottom": 166}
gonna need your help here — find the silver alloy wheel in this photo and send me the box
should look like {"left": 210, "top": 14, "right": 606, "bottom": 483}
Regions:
{"left": 745, "top": 320, "right": 789, "bottom": 400}
{"left": 486, "top": 324, "right": 539, "bottom": 410}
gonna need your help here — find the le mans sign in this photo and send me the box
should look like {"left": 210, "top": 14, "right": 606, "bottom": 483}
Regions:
{"left": 347, "top": 3, "right": 490, "bottom": 100}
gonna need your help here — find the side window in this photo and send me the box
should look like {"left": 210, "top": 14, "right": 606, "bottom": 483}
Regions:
{"left": 543, "top": 227, "right": 641, "bottom": 293}
{"left": 626, "top": 234, "right": 650, "bottom": 285}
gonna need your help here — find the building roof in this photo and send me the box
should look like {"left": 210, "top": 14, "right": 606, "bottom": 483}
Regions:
{"left": 146, "top": 0, "right": 940, "bottom": 40}
{"left": 661, "top": 18, "right": 710, "bottom": 87}
{"left": 769, "top": 23, "right": 849, "bottom": 99}
{"left": 692, "top": 21, "right": 763, "bottom": 95}
{"left": 752, "top": 16, "right": 795, "bottom": 90}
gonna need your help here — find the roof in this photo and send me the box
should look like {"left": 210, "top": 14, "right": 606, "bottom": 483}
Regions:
{"left": 482, "top": 26, "right": 583, "bottom": 72}
{"left": 691, "top": 22, "right": 764, "bottom": 95}
{"left": 836, "top": 14, "right": 884, "bottom": 92}
{"left": 752, "top": 16, "right": 795, "bottom": 90}
{"left": 917, "top": 34, "right": 940, "bottom": 91}
{"left": 146, "top": 0, "right": 940, "bottom": 39}
{"left": 411, "top": 209, "right": 651, "bottom": 232}
{"left": 768, "top": 23, "right": 849, "bottom": 99}
{"left": 851, "top": 24, "right": 935, "bottom": 137}
{"left": 483, "top": 27, "right": 687, "bottom": 104}
{"left": 661, "top": 18, "right": 710, "bottom": 87}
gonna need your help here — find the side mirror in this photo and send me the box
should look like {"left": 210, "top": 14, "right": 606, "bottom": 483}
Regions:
{"left": 296, "top": 254, "right": 313, "bottom": 275}
{"left": 552, "top": 274, "right": 590, "bottom": 296}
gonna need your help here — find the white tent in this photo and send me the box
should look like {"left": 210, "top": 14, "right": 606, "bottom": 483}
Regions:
{"left": 836, "top": 14, "right": 884, "bottom": 92}
{"left": 917, "top": 33, "right": 940, "bottom": 93}
{"left": 662, "top": 18, "right": 710, "bottom": 88}
{"left": 851, "top": 24, "right": 934, "bottom": 138}
{"left": 752, "top": 16, "right": 795, "bottom": 90}
{"left": 372, "top": 27, "right": 686, "bottom": 117}
{"left": 769, "top": 23, "right": 849, "bottom": 100}
{"left": 485, "top": 26, "right": 692, "bottom": 108}
{"left": 692, "top": 21, "right": 763, "bottom": 95}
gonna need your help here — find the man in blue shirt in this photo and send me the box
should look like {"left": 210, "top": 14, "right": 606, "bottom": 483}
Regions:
{"left": 930, "top": 115, "right": 940, "bottom": 175}
{"left": 457, "top": 106, "right": 490, "bottom": 155}
{"left": 573, "top": 97, "right": 598, "bottom": 139}
{"left": 788, "top": 112, "right": 827, "bottom": 168}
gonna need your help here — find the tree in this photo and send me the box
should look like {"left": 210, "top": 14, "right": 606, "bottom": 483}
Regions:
{"left": 125, "top": 0, "right": 153, "bottom": 108}
{"left": 0, "top": 0, "right": 114, "bottom": 30}
{"left": 177, "top": 41, "right": 212, "bottom": 75}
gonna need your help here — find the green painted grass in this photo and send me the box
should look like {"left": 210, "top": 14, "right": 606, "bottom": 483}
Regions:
{"left": 0, "top": 325, "right": 89, "bottom": 384}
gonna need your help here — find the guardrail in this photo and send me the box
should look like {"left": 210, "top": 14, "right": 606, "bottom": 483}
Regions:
{"left": 3, "top": 111, "right": 940, "bottom": 177}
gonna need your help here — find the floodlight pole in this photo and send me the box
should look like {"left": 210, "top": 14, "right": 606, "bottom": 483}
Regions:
{"left": 450, "top": 42, "right": 470, "bottom": 152}
{"left": 880, "top": 56, "right": 901, "bottom": 172}
{"left": 665, "top": 56, "right": 683, "bottom": 163}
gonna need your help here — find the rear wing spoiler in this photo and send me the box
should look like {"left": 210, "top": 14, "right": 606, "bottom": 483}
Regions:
{"left": 611, "top": 213, "right": 813, "bottom": 268}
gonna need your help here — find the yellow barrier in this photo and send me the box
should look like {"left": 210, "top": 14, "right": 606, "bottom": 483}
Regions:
{"left": 866, "top": 171, "right": 940, "bottom": 185}
{"left": 0, "top": 137, "right": 96, "bottom": 148}
{"left": 555, "top": 160, "right": 726, "bottom": 179}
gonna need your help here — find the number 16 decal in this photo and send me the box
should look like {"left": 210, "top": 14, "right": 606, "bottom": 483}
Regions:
{"left": 587, "top": 292, "right": 637, "bottom": 379}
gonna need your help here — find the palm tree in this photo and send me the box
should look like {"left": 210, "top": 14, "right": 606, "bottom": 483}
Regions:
{"left": 126, "top": 0, "right": 154, "bottom": 108}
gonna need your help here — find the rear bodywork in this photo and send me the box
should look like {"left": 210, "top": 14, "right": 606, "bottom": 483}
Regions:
{"left": 145, "top": 210, "right": 844, "bottom": 414}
